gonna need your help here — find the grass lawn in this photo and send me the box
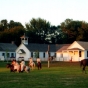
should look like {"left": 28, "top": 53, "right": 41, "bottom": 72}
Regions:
{"left": 0, "top": 61, "right": 88, "bottom": 88}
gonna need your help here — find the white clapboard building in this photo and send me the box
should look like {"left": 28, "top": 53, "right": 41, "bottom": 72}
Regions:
{"left": 16, "top": 35, "right": 65, "bottom": 61}
{"left": 16, "top": 34, "right": 88, "bottom": 62}
{"left": 0, "top": 42, "right": 17, "bottom": 61}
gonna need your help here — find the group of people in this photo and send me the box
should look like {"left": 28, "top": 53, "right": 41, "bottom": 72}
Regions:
{"left": 11, "top": 57, "right": 41, "bottom": 72}
{"left": 11, "top": 59, "right": 26, "bottom": 72}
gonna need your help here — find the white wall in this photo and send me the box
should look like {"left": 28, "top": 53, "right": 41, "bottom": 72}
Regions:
{"left": 0, "top": 51, "right": 16, "bottom": 61}
{"left": 16, "top": 44, "right": 30, "bottom": 61}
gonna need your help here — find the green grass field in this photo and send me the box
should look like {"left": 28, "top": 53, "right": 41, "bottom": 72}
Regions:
{"left": 0, "top": 61, "right": 88, "bottom": 88}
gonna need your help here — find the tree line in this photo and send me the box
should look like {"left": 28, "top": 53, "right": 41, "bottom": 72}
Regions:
{"left": 0, "top": 18, "right": 88, "bottom": 46}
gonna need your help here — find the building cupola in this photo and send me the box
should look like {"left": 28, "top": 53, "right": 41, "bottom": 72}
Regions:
{"left": 20, "top": 33, "right": 29, "bottom": 45}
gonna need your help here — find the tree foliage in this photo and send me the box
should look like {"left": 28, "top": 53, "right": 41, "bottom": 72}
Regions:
{"left": 0, "top": 19, "right": 25, "bottom": 46}
{"left": 0, "top": 18, "right": 88, "bottom": 45}
{"left": 61, "top": 19, "right": 88, "bottom": 43}
{"left": 25, "top": 18, "right": 51, "bottom": 43}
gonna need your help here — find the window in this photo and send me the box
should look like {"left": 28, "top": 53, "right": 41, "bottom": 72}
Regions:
{"left": 37, "top": 52, "right": 39, "bottom": 58}
{"left": 25, "top": 38, "right": 27, "bottom": 40}
{"left": 79, "top": 51, "right": 81, "bottom": 57}
{"left": 43, "top": 52, "right": 45, "bottom": 58}
{"left": 87, "top": 51, "right": 88, "bottom": 57}
{"left": 2, "top": 53, "right": 5, "bottom": 57}
{"left": 31, "top": 52, "right": 33, "bottom": 57}
{"left": 61, "top": 53, "right": 63, "bottom": 58}
{"left": 11, "top": 53, "right": 14, "bottom": 58}
{"left": 54, "top": 53, "right": 56, "bottom": 57}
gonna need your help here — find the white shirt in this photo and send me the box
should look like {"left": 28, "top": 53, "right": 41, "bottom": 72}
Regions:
{"left": 37, "top": 58, "right": 41, "bottom": 63}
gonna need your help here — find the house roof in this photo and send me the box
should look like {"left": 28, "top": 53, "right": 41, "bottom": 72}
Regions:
{"left": 57, "top": 41, "right": 88, "bottom": 52}
{"left": 20, "top": 35, "right": 29, "bottom": 38}
{"left": 24, "top": 43, "right": 66, "bottom": 52}
{"left": 76, "top": 41, "right": 88, "bottom": 50}
{"left": 56, "top": 44, "right": 71, "bottom": 52}
{"left": 0, "top": 43, "right": 17, "bottom": 52}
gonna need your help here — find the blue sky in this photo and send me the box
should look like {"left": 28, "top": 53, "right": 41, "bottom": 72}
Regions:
{"left": 0, "top": 0, "right": 88, "bottom": 26}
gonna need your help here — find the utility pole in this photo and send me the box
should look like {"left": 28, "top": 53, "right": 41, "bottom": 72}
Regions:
{"left": 48, "top": 45, "right": 50, "bottom": 68}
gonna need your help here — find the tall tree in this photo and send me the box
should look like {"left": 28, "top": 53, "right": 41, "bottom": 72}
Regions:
{"left": 0, "top": 19, "right": 8, "bottom": 31}
{"left": 61, "top": 19, "right": 88, "bottom": 43}
{"left": 0, "top": 19, "right": 25, "bottom": 46}
{"left": 25, "top": 18, "right": 51, "bottom": 43}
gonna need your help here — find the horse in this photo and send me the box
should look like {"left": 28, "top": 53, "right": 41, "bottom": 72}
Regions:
{"left": 37, "top": 62, "right": 42, "bottom": 70}
{"left": 48, "top": 56, "right": 55, "bottom": 62}
{"left": 7, "top": 63, "right": 30, "bottom": 73}
{"left": 80, "top": 59, "right": 88, "bottom": 73}
{"left": 29, "top": 62, "right": 35, "bottom": 70}
{"left": 6, "top": 63, "right": 16, "bottom": 72}
{"left": 23, "top": 65, "right": 30, "bottom": 73}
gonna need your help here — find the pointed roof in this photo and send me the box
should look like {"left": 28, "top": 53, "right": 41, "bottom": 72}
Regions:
{"left": 20, "top": 33, "right": 29, "bottom": 38}
{"left": 57, "top": 41, "right": 88, "bottom": 52}
{"left": 20, "top": 35, "right": 29, "bottom": 38}
{"left": 56, "top": 44, "right": 71, "bottom": 52}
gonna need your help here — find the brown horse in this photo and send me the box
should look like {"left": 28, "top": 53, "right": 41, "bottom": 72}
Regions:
{"left": 80, "top": 59, "right": 88, "bottom": 73}
{"left": 6, "top": 63, "right": 15, "bottom": 72}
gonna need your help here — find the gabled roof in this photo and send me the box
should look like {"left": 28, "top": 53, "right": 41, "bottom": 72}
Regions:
{"left": 57, "top": 41, "right": 88, "bottom": 52}
{"left": 24, "top": 43, "right": 66, "bottom": 52}
{"left": 0, "top": 43, "right": 17, "bottom": 52}
{"left": 20, "top": 35, "right": 29, "bottom": 38}
{"left": 56, "top": 44, "right": 71, "bottom": 52}
{"left": 76, "top": 41, "right": 88, "bottom": 50}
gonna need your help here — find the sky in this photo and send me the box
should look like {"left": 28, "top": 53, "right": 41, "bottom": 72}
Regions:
{"left": 0, "top": 0, "right": 88, "bottom": 26}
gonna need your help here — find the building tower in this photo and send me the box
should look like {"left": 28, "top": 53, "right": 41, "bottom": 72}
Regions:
{"left": 20, "top": 33, "right": 29, "bottom": 45}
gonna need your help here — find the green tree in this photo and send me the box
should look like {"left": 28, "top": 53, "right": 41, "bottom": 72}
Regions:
{"left": 60, "top": 19, "right": 88, "bottom": 43}
{"left": 0, "top": 19, "right": 8, "bottom": 31}
{"left": 25, "top": 18, "right": 51, "bottom": 43}
{"left": 0, "top": 19, "right": 25, "bottom": 46}
{"left": 34, "top": 50, "right": 39, "bottom": 58}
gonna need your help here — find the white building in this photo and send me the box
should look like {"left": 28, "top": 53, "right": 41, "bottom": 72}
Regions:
{"left": 16, "top": 35, "right": 63, "bottom": 61}
{"left": 56, "top": 41, "right": 88, "bottom": 62}
{"left": 16, "top": 34, "right": 88, "bottom": 62}
{"left": 0, "top": 42, "right": 17, "bottom": 61}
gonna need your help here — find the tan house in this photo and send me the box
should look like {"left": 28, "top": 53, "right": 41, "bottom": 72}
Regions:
{"left": 56, "top": 41, "right": 88, "bottom": 62}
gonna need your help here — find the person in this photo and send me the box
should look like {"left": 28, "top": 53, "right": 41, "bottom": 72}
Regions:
{"left": 20, "top": 59, "right": 25, "bottom": 72}
{"left": 29, "top": 57, "right": 33, "bottom": 66}
{"left": 11, "top": 59, "right": 20, "bottom": 72}
{"left": 36, "top": 58, "right": 42, "bottom": 69}
{"left": 29, "top": 57, "right": 35, "bottom": 70}
{"left": 36, "top": 58, "right": 41, "bottom": 63}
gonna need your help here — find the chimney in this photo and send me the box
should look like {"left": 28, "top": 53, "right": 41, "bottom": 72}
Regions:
{"left": 11, "top": 41, "right": 14, "bottom": 44}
